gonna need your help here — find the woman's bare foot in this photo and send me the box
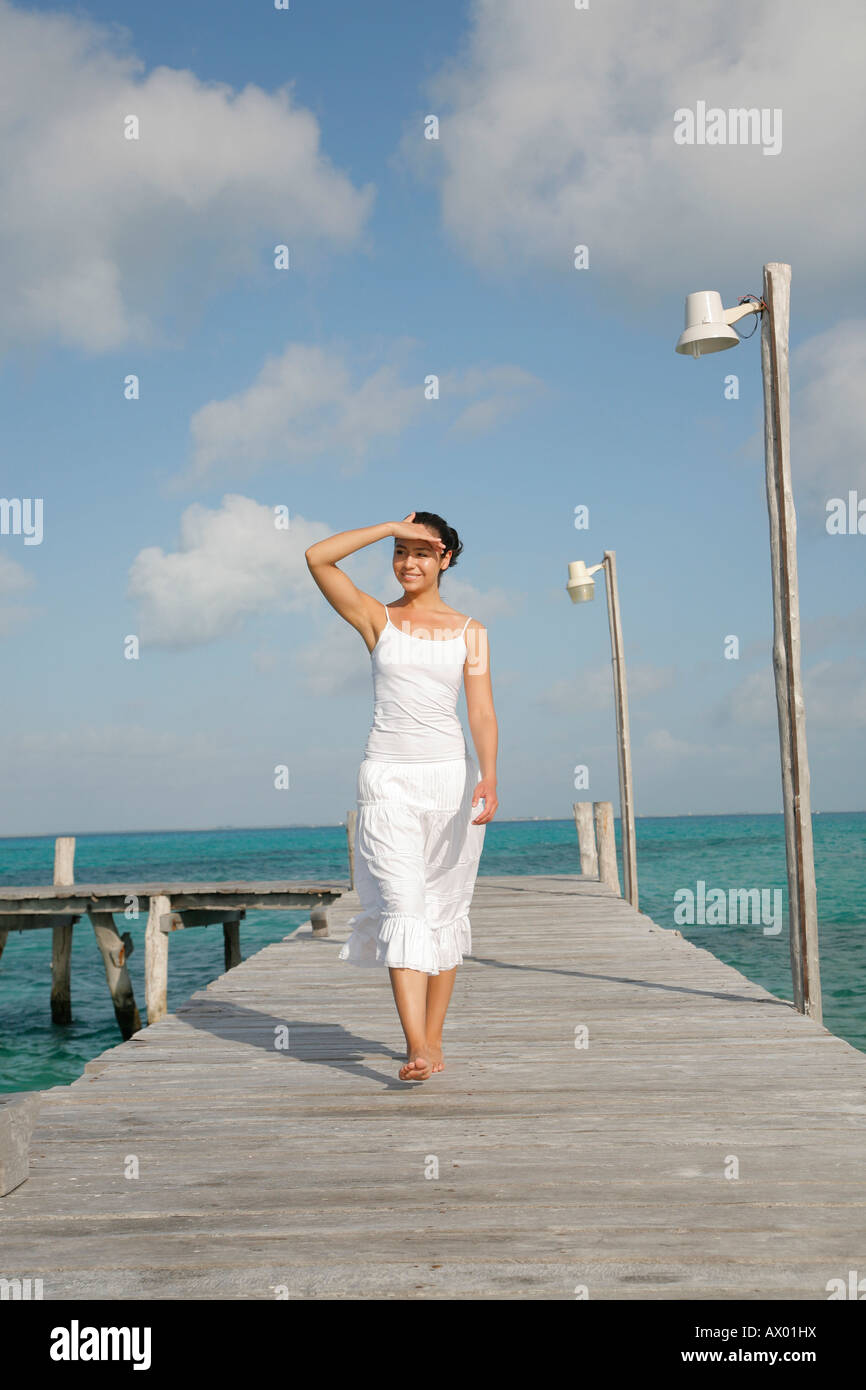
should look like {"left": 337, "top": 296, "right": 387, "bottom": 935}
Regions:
{"left": 426, "top": 1040, "right": 444, "bottom": 1073}
{"left": 399, "top": 1052, "right": 431, "bottom": 1081}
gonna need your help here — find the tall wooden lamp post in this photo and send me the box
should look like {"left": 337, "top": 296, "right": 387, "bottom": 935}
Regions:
{"left": 674, "top": 262, "right": 822, "bottom": 1022}
{"left": 567, "top": 552, "right": 638, "bottom": 908}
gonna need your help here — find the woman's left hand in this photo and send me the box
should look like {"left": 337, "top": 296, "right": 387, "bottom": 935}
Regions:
{"left": 471, "top": 778, "right": 498, "bottom": 824}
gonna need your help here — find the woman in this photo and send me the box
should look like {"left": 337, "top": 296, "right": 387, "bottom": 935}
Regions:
{"left": 305, "top": 511, "right": 499, "bottom": 1082}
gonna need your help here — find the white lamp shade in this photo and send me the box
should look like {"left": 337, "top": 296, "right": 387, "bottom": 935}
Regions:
{"left": 566, "top": 560, "right": 597, "bottom": 604}
{"left": 675, "top": 290, "right": 741, "bottom": 356}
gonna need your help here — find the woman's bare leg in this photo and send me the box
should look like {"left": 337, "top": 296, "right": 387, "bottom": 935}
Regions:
{"left": 425, "top": 966, "right": 457, "bottom": 1072}
{"left": 388, "top": 967, "right": 431, "bottom": 1080}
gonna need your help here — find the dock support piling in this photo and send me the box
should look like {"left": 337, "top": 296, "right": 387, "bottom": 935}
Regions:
{"left": 573, "top": 801, "right": 599, "bottom": 877}
{"left": 145, "top": 894, "right": 170, "bottom": 1025}
{"left": 310, "top": 904, "right": 329, "bottom": 937}
{"left": 50, "top": 837, "right": 76, "bottom": 1025}
{"left": 223, "top": 918, "right": 242, "bottom": 970}
{"left": 88, "top": 911, "right": 142, "bottom": 1039}
{"left": 594, "top": 801, "right": 621, "bottom": 894}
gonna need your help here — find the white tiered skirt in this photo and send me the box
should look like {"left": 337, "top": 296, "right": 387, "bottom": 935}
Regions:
{"left": 338, "top": 756, "right": 486, "bottom": 975}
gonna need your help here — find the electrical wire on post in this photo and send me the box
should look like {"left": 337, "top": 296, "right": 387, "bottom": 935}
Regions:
{"left": 733, "top": 293, "right": 766, "bottom": 342}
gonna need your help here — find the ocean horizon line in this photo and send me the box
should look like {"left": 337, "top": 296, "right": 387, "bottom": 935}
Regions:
{"left": 0, "top": 807, "right": 862, "bottom": 844}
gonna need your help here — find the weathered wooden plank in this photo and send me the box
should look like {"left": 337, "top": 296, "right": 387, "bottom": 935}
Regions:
{"left": 0, "top": 1222, "right": 861, "bottom": 1272}
{"left": 0, "top": 1259, "right": 844, "bottom": 1302}
{"left": 5, "top": 1191, "right": 865, "bottom": 1228}
{"left": 0, "top": 880, "right": 346, "bottom": 917}
{"left": 0, "top": 1093, "right": 42, "bottom": 1196}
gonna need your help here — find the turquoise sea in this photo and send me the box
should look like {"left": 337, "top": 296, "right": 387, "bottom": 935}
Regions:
{"left": 1, "top": 811, "right": 863, "bottom": 1093}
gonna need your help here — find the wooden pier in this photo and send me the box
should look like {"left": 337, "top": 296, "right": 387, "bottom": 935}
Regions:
{"left": 0, "top": 835, "right": 344, "bottom": 1036}
{"left": 2, "top": 873, "right": 865, "bottom": 1299}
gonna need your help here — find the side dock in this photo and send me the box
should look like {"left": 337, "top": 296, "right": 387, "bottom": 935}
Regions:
{"left": 2, "top": 874, "right": 864, "bottom": 1300}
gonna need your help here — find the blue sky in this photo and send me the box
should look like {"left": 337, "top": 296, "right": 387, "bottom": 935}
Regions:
{"left": 1, "top": 0, "right": 864, "bottom": 835}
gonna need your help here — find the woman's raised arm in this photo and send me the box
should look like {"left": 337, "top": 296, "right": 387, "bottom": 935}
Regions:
{"left": 305, "top": 522, "right": 395, "bottom": 640}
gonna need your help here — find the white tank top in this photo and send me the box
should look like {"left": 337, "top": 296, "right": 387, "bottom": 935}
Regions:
{"left": 364, "top": 601, "right": 472, "bottom": 762}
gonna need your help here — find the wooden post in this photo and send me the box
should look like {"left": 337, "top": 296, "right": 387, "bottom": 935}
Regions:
{"left": 761, "top": 262, "right": 822, "bottom": 1022}
{"left": 310, "top": 904, "right": 329, "bottom": 938}
{"left": 223, "top": 919, "right": 242, "bottom": 970}
{"left": 50, "top": 837, "right": 76, "bottom": 1025}
{"left": 88, "top": 911, "right": 141, "bottom": 1039}
{"left": 594, "top": 801, "right": 621, "bottom": 894}
{"left": 346, "top": 810, "right": 357, "bottom": 889}
{"left": 145, "top": 894, "right": 170, "bottom": 1025}
{"left": 573, "top": 802, "right": 598, "bottom": 877}
{"left": 602, "top": 552, "right": 638, "bottom": 908}
{"left": 54, "top": 836, "right": 75, "bottom": 883}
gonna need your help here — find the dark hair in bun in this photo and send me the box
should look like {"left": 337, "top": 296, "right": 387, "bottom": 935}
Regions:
{"left": 411, "top": 511, "right": 463, "bottom": 586}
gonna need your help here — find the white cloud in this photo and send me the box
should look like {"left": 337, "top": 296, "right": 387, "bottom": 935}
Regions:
{"left": 0, "top": 0, "right": 373, "bottom": 354}
{"left": 644, "top": 728, "right": 716, "bottom": 760}
{"left": 640, "top": 726, "right": 777, "bottom": 788}
{"left": 714, "top": 667, "right": 778, "bottom": 729}
{"left": 713, "top": 657, "right": 866, "bottom": 729}
{"left": 0, "top": 722, "right": 261, "bottom": 834}
{"left": 801, "top": 658, "right": 866, "bottom": 731}
{"left": 736, "top": 319, "right": 866, "bottom": 520}
{"left": 6, "top": 723, "right": 216, "bottom": 766}
{"left": 441, "top": 364, "right": 549, "bottom": 436}
{"left": 538, "top": 661, "right": 676, "bottom": 714}
{"left": 409, "top": 0, "right": 866, "bottom": 298}
{"left": 127, "top": 496, "right": 517, "bottom": 652}
{"left": 628, "top": 665, "right": 678, "bottom": 700}
{"left": 802, "top": 605, "right": 866, "bottom": 653}
{"left": 0, "top": 553, "right": 33, "bottom": 597}
{"left": 296, "top": 622, "right": 370, "bottom": 698}
{"left": 792, "top": 320, "right": 866, "bottom": 501}
{"left": 0, "top": 552, "right": 36, "bottom": 633}
{"left": 183, "top": 344, "right": 548, "bottom": 483}
{"left": 127, "top": 495, "right": 329, "bottom": 647}
{"left": 185, "top": 344, "right": 421, "bottom": 484}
